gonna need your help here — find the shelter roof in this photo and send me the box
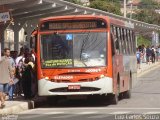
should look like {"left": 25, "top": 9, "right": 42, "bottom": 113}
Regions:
{"left": 0, "top": 0, "right": 160, "bottom": 33}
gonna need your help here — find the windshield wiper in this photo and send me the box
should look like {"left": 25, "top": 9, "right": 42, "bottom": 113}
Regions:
{"left": 81, "top": 61, "right": 87, "bottom": 67}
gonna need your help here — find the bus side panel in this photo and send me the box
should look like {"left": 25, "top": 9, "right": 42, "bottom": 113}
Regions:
{"left": 112, "top": 55, "right": 136, "bottom": 94}
{"left": 128, "top": 55, "right": 137, "bottom": 88}
{"left": 112, "top": 54, "right": 124, "bottom": 94}
{"left": 121, "top": 55, "right": 132, "bottom": 92}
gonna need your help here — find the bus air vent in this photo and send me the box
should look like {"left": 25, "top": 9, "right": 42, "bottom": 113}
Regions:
{"left": 51, "top": 79, "right": 71, "bottom": 83}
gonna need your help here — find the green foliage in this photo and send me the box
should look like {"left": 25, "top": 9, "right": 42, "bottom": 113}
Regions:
{"left": 132, "top": 0, "right": 160, "bottom": 26}
{"left": 89, "top": 0, "right": 122, "bottom": 15}
{"left": 137, "top": 35, "right": 151, "bottom": 47}
{"left": 139, "top": 0, "right": 160, "bottom": 9}
{"left": 132, "top": 9, "right": 160, "bottom": 25}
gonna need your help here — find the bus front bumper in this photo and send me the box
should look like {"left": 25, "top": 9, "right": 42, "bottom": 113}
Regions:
{"left": 38, "top": 77, "right": 113, "bottom": 96}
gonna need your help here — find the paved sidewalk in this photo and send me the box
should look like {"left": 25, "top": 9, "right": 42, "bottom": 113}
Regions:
{"left": 137, "top": 61, "right": 160, "bottom": 76}
{"left": 0, "top": 61, "right": 160, "bottom": 115}
{"left": 0, "top": 97, "right": 33, "bottom": 115}
{"left": 0, "top": 96, "right": 45, "bottom": 115}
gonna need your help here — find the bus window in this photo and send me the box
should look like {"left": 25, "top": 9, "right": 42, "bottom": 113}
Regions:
{"left": 40, "top": 32, "right": 107, "bottom": 68}
{"left": 41, "top": 34, "right": 72, "bottom": 61}
{"left": 111, "top": 25, "right": 120, "bottom": 55}
{"left": 115, "top": 39, "right": 120, "bottom": 53}
{"left": 113, "top": 26, "right": 116, "bottom": 35}
{"left": 130, "top": 30, "right": 134, "bottom": 54}
{"left": 111, "top": 25, "right": 114, "bottom": 33}
{"left": 73, "top": 32, "right": 107, "bottom": 67}
{"left": 112, "top": 34, "right": 120, "bottom": 55}
{"left": 111, "top": 33, "right": 115, "bottom": 55}
{"left": 116, "top": 27, "right": 121, "bottom": 54}
{"left": 120, "top": 28, "right": 124, "bottom": 54}
{"left": 125, "top": 29, "right": 129, "bottom": 55}
{"left": 127, "top": 30, "right": 131, "bottom": 54}
{"left": 132, "top": 32, "right": 136, "bottom": 53}
{"left": 122, "top": 28, "right": 127, "bottom": 54}
{"left": 119, "top": 28, "right": 123, "bottom": 54}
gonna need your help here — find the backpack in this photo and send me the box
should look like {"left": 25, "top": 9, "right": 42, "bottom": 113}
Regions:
{"left": 136, "top": 52, "right": 141, "bottom": 59}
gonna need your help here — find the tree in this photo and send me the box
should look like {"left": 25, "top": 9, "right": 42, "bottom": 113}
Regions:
{"left": 131, "top": 0, "right": 160, "bottom": 26}
{"left": 138, "top": 0, "right": 160, "bottom": 9}
{"left": 137, "top": 35, "right": 151, "bottom": 47}
{"left": 89, "top": 0, "right": 122, "bottom": 15}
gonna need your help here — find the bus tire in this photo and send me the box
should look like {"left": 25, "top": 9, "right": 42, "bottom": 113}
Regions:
{"left": 124, "top": 90, "right": 131, "bottom": 99}
{"left": 109, "top": 75, "right": 120, "bottom": 104}
{"left": 109, "top": 93, "right": 118, "bottom": 105}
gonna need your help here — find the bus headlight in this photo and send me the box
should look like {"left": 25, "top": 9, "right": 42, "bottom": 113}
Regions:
{"left": 100, "top": 75, "right": 105, "bottom": 78}
{"left": 45, "top": 77, "right": 49, "bottom": 80}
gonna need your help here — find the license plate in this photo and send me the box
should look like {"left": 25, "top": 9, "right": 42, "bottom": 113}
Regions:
{"left": 68, "top": 85, "right": 81, "bottom": 90}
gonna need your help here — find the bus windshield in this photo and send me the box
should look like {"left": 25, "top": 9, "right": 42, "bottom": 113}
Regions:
{"left": 41, "top": 32, "right": 107, "bottom": 68}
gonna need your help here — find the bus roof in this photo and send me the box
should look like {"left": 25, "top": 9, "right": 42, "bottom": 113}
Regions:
{"left": 40, "top": 15, "right": 109, "bottom": 22}
{"left": 110, "top": 17, "right": 134, "bottom": 29}
{"left": 40, "top": 15, "right": 134, "bottom": 29}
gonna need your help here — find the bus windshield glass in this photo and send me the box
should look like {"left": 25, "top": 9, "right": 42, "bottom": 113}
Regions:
{"left": 41, "top": 32, "right": 107, "bottom": 68}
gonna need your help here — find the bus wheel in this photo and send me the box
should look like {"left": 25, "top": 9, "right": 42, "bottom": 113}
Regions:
{"left": 124, "top": 90, "right": 131, "bottom": 99}
{"left": 110, "top": 75, "right": 121, "bottom": 104}
{"left": 109, "top": 93, "right": 118, "bottom": 105}
{"left": 124, "top": 86, "right": 131, "bottom": 99}
{"left": 111, "top": 74, "right": 121, "bottom": 104}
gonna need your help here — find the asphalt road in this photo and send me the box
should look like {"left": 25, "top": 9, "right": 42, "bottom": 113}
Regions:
{"left": 19, "top": 65, "right": 160, "bottom": 120}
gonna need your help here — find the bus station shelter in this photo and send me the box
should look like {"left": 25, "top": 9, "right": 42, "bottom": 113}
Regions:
{"left": 0, "top": 0, "right": 160, "bottom": 51}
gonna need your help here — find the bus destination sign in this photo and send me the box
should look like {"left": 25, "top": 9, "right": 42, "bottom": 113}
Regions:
{"left": 49, "top": 22, "right": 96, "bottom": 30}
{"left": 40, "top": 20, "right": 107, "bottom": 31}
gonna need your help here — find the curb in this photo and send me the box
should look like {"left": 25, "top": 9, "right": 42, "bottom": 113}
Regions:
{"left": 0, "top": 101, "right": 34, "bottom": 115}
{"left": 137, "top": 62, "right": 160, "bottom": 77}
{"left": 0, "top": 96, "right": 46, "bottom": 115}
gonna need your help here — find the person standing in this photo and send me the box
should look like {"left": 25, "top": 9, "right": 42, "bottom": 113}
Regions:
{"left": 146, "top": 46, "right": 151, "bottom": 64}
{"left": 151, "top": 46, "right": 156, "bottom": 63}
{"left": 158, "top": 45, "right": 160, "bottom": 61}
{"left": 141, "top": 44, "right": 146, "bottom": 63}
{"left": 155, "top": 47, "right": 159, "bottom": 62}
{"left": 136, "top": 48, "right": 141, "bottom": 69}
{"left": 0, "top": 48, "right": 13, "bottom": 108}
{"left": 6, "top": 50, "right": 16, "bottom": 100}
{"left": 22, "top": 48, "right": 35, "bottom": 99}
{"left": 15, "top": 51, "right": 24, "bottom": 97}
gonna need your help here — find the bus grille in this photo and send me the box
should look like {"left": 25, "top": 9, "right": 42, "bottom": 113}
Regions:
{"left": 50, "top": 77, "right": 100, "bottom": 83}
{"left": 49, "top": 87, "right": 100, "bottom": 92}
{"left": 51, "top": 79, "right": 71, "bottom": 83}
